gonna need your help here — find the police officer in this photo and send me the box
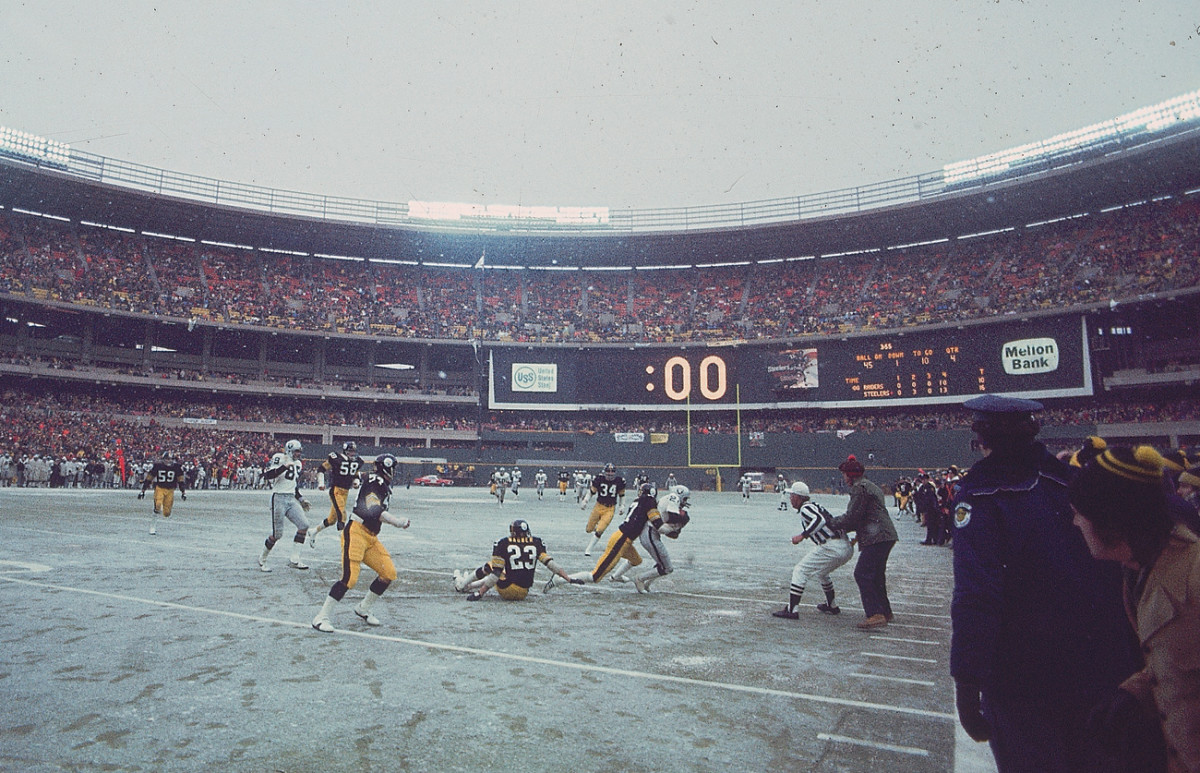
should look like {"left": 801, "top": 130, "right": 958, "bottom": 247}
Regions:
{"left": 950, "top": 395, "right": 1141, "bottom": 772}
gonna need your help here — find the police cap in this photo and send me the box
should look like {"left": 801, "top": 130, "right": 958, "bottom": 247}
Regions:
{"left": 962, "top": 395, "right": 1043, "bottom": 416}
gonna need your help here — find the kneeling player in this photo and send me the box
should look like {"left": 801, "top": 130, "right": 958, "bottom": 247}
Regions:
{"left": 453, "top": 519, "right": 577, "bottom": 601}
{"left": 311, "top": 454, "right": 410, "bottom": 632}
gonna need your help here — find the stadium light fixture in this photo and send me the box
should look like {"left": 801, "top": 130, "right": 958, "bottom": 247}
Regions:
{"left": 0, "top": 126, "right": 70, "bottom": 168}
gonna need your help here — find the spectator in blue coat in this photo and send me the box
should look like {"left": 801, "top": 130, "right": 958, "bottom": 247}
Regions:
{"left": 950, "top": 395, "right": 1141, "bottom": 773}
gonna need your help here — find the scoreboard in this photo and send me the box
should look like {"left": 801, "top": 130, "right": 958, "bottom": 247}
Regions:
{"left": 488, "top": 314, "right": 1092, "bottom": 411}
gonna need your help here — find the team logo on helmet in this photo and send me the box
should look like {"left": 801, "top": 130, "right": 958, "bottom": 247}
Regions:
{"left": 342, "top": 441, "right": 358, "bottom": 455}
{"left": 375, "top": 454, "right": 397, "bottom": 479}
{"left": 284, "top": 439, "right": 303, "bottom": 459}
{"left": 510, "top": 519, "right": 531, "bottom": 539}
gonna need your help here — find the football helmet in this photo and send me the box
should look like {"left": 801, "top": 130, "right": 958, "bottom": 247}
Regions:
{"left": 342, "top": 441, "right": 358, "bottom": 456}
{"left": 374, "top": 454, "right": 397, "bottom": 480}
{"left": 673, "top": 485, "right": 690, "bottom": 504}
{"left": 510, "top": 519, "right": 531, "bottom": 539}
{"left": 284, "top": 439, "right": 303, "bottom": 459}
{"left": 638, "top": 482, "right": 654, "bottom": 496}
{"left": 603, "top": 462, "right": 616, "bottom": 477}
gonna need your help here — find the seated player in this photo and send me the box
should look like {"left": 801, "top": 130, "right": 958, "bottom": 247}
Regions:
{"left": 453, "top": 519, "right": 577, "bottom": 600}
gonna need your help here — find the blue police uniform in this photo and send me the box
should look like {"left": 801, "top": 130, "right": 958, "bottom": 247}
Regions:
{"left": 951, "top": 396, "right": 1141, "bottom": 772}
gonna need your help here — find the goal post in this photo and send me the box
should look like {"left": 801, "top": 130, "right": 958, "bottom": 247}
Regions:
{"left": 685, "top": 384, "right": 742, "bottom": 492}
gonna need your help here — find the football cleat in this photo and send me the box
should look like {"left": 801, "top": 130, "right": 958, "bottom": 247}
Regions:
{"left": 312, "top": 617, "right": 334, "bottom": 633}
{"left": 632, "top": 576, "right": 649, "bottom": 594}
{"left": 568, "top": 578, "right": 586, "bottom": 585}
{"left": 816, "top": 603, "right": 841, "bottom": 615}
{"left": 453, "top": 571, "right": 469, "bottom": 593}
{"left": 772, "top": 608, "right": 800, "bottom": 620}
{"left": 289, "top": 559, "right": 309, "bottom": 570}
{"left": 609, "top": 574, "right": 628, "bottom": 583}
{"left": 466, "top": 591, "right": 482, "bottom": 602}
{"left": 258, "top": 560, "right": 272, "bottom": 573}
{"left": 149, "top": 525, "right": 157, "bottom": 535}
{"left": 354, "top": 607, "right": 380, "bottom": 626}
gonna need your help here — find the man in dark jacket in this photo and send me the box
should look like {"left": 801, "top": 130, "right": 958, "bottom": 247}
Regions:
{"left": 828, "top": 455, "right": 898, "bottom": 629}
{"left": 950, "top": 395, "right": 1141, "bottom": 773}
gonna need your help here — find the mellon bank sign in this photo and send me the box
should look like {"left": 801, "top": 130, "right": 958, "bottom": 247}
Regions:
{"left": 1002, "top": 338, "right": 1059, "bottom": 375}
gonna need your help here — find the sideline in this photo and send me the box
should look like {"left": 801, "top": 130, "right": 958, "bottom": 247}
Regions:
{"left": 0, "top": 573, "right": 954, "bottom": 722}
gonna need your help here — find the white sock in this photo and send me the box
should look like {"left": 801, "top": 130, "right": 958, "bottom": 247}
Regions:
{"left": 315, "top": 595, "right": 337, "bottom": 621}
{"left": 634, "top": 568, "right": 660, "bottom": 588}
{"left": 357, "top": 590, "right": 381, "bottom": 614}
{"left": 609, "top": 559, "right": 631, "bottom": 580}
{"left": 585, "top": 533, "right": 602, "bottom": 554}
{"left": 568, "top": 570, "right": 594, "bottom": 584}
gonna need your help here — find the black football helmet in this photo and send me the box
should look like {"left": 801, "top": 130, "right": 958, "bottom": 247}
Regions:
{"left": 510, "top": 519, "right": 531, "bottom": 539}
{"left": 342, "top": 441, "right": 358, "bottom": 457}
{"left": 374, "top": 454, "right": 397, "bottom": 480}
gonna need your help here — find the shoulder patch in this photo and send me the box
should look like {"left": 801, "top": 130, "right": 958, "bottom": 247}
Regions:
{"left": 954, "top": 502, "right": 972, "bottom": 529}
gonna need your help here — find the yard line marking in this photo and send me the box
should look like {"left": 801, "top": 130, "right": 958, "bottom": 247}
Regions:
{"left": 870, "top": 636, "right": 939, "bottom": 645}
{"left": 861, "top": 652, "right": 938, "bottom": 664}
{"left": 817, "top": 733, "right": 930, "bottom": 757}
{"left": 0, "top": 574, "right": 954, "bottom": 722}
{"left": 885, "top": 623, "right": 946, "bottom": 633}
{"left": 849, "top": 672, "right": 936, "bottom": 687}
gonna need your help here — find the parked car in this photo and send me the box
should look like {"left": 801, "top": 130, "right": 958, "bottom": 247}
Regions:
{"left": 413, "top": 474, "right": 454, "bottom": 487}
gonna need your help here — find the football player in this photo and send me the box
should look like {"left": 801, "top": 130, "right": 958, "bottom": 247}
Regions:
{"left": 771, "top": 481, "right": 852, "bottom": 619}
{"left": 579, "top": 463, "right": 626, "bottom": 555}
{"left": 535, "top": 469, "right": 547, "bottom": 500}
{"left": 309, "top": 441, "right": 362, "bottom": 546}
{"left": 629, "top": 484, "right": 691, "bottom": 593}
{"left": 558, "top": 483, "right": 661, "bottom": 587}
{"left": 495, "top": 467, "right": 510, "bottom": 506}
{"left": 312, "top": 454, "right": 410, "bottom": 632}
{"left": 258, "top": 439, "right": 312, "bottom": 572}
{"left": 138, "top": 451, "right": 187, "bottom": 535}
{"left": 453, "top": 519, "right": 577, "bottom": 601}
{"left": 557, "top": 468, "right": 570, "bottom": 500}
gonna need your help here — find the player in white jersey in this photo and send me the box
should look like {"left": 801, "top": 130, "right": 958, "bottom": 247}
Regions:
{"left": 258, "top": 439, "right": 312, "bottom": 572}
{"left": 510, "top": 467, "right": 522, "bottom": 496}
{"left": 739, "top": 474, "right": 752, "bottom": 502}
{"left": 535, "top": 469, "right": 548, "bottom": 500}
{"left": 771, "top": 481, "right": 853, "bottom": 619}
{"left": 494, "top": 468, "right": 511, "bottom": 506}
{"left": 629, "top": 485, "right": 691, "bottom": 593}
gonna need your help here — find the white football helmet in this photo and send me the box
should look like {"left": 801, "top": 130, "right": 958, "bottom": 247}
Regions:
{"left": 284, "top": 439, "right": 303, "bottom": 459}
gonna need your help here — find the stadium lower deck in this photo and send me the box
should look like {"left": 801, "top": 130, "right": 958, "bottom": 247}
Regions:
{"left": 0, "top": 486, "right": 996, "bottom": 773}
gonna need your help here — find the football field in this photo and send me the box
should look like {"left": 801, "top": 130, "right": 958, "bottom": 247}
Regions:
{"left": 0, "top": 485, "right": 995, "bottom": 772}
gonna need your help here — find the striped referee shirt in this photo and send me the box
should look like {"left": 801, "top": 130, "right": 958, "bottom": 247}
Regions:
{"left": 797, "top": 501, "right": 844, "bottom": 545}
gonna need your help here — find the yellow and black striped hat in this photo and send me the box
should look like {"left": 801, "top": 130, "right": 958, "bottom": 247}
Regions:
{"left": 1094, "top": 445, "right": 1165, "bottom": 484}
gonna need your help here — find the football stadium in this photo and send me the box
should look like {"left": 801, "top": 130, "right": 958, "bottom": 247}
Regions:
{"left": 2, "top": 8, "right": 1199, "bottom": 773}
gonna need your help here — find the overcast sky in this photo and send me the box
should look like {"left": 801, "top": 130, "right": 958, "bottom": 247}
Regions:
{"left": 1, "top": 2, "right": 1197, "bottom": 210}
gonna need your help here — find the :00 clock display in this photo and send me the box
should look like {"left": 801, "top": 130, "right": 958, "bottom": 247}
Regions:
{"left": 653, "top": 355, "right": 728, "bottom": 401}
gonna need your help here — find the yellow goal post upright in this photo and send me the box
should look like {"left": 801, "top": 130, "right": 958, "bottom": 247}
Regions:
{"left": 685, "top": 384, "right": 742, "bottom": 493}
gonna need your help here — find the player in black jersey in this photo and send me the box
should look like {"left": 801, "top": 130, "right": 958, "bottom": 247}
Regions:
{"left": 557, "top": 468, "right": 571, "bottom": 500}
{"left": 558, "top": 483, "right": 664, "bottom": 588}
{"left": 311, "top": 454, "right": 410, "bottom": 633}
{"left": 452, "top": 519, "right": 577, "bottom": 601}
{"left": 138, "top": 453, "right": 187, "bottom": 535}
{"left": 309, "top": 441, "right": 363, "bottom": 547}
{"left": 580, "top": 463, "right": 626, "bottom": 555}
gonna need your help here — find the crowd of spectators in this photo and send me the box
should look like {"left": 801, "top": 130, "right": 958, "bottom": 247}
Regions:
{"left": 2, "top": 380, "right": 1195, "bottom": 471}
{"left": 2, "top": 196, "right": 1197, "bottom": 343}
